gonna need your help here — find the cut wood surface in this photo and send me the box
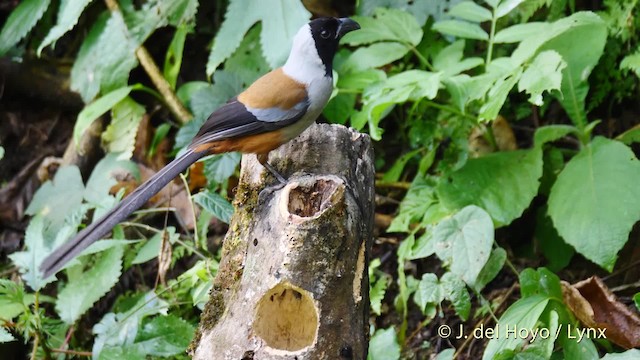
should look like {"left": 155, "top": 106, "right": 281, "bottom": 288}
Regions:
{"left": 190, "top": 123, "right": 375, "bottom": 359}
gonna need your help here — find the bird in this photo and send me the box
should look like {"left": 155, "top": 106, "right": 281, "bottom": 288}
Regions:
{"left": 40, "top": 17, "right": 360, "bottom": 278}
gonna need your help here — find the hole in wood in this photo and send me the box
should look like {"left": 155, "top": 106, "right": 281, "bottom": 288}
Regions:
{"left": 253, "top": 282, "right": 318, "bottom": 351}
{"left": 287, "top": 179, "right": 339, "bottom": 217}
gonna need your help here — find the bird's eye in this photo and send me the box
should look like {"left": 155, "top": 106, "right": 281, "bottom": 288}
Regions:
{"left": 320, "top": 29, "right": 331, "bottom": 39}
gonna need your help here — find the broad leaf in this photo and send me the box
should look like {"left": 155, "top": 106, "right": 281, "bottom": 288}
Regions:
{"left": 433, "top": 40, "right": 484, "bottom": 78}
{"left": 0, "top": 0, "right": 51, "bottom": 55}
{"left": 388, "top": 175, "right": 436, "bottom": 233}
{"left": 38, "top": 0, "right": 92, "bottom": 54}
{"left": 494, "top": 22, "right": 546, "bottom": 44}
{"left": 26, "top": 166, "right": 85, "bottom": 230}
{"left": 206, "top": 0, "right": 310, "bottom": 75}
{"left": 437, "top": 148, "right": 543, "bottom": 226}
{"left": 203, "top": 152, "right": 241, "bottom": 184}
{"left": 441, "top": 272, "right": 471, "bottom": 320}
{"left": 93, "top": 293, "right": 169, "bottom": 358}
{"left": 548, "top": 137, "right": 640, "bottom": 271}
{"left": 342, "top": 42, "right": 410, "bottom": 72}
{"left": 432, "top": 206, "right": 494, "bottom": 286}
{"left": 433, "top": 20, "right": 489, "bottom": 40}
{"left": 71, "top": 12, "right": 138, "bottom": 101}
{"left": 495, "top": 0, "right": 527, "bottom": 18}
{"left": 103, "top": 97, "right": 146, "bottom": 160}
{"left": 478, "top": 69, "right": 522, "bottom": 121}
{"left": 74, "top": 86, "right": 135, "bottom": 145}
{"left": 193, "top": 191, "right": 233, "bottom": 223}
{"left": 518, "top": 50, "right": 566, "bottom": 106}
{"left": 533, "top": 125, "right": 577, "bottom": 147}
{"left": 602, "top": 350, "right": 640, "bottom": 360}
{"left": 414, "top": 273, "right": 443, "bottom": 313}
{"left": 132, "top": 315, "right": 194, "bottom": 356}
{"left": 342, "top": 8, "right": 423, "bottom": 46}
{"left": 0, "top": 327, "right": 14, "bottom": 343}
{"left": 56, "top": 245, "right": 125, "bottom": 324}
{"left": 368, "top": 327, "right": 400, "bottom": 360}
{"left": 621, "top": 49, "right": 640, "bottom": 78}
{"left": 449, "top": 1, "right": 492, "bottom": 22}
{"left": 482, "top": 295, "right": 550, "bottom": 360}
{"left": 474, "top": 247, "right": 506, "bottom": 291}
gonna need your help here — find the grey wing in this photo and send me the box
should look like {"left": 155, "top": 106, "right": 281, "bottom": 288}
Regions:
{"left": 189, "top": 97, "right": 309, "bottom": 148}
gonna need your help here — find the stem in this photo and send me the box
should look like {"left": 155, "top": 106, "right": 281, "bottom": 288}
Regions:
{"left": 179, "top": 173, "right": 199, "bottom": 248}
{"left": 103, "top": 0, "right": 192, "bottom": 124}
{"left": 407, "top": 44, "right": 433, "bottom": 71}
{"left": 424, "top": 100, "right": 476, "bottom": 122}
{"left": 486, "top": 11, "right": 497, "bottom": 67}
{"left": 50, "top": 349, "right": 92, "bottom": 357}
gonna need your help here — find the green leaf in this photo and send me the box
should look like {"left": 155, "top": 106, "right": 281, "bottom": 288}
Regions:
{"left": 519, "top": 268, "right": 562, "bottom": 299}
{"left": 149, "top": 123, "right": 172, "bottom": 158}
{"left": 382, "top": 148, "right": 422, "bottom": 183}
{"left": 206, "top": 0, "right": 310, "bottom": 76}
{"left": 323, "top": 93, "right": 356, "bottom": 125}
{"left": 84, "top": 154, "right": 139, "bottom": 206}
{"left": 203, "top": 152, "right": 241, "bottom": 184}
{"left": 0, "top": 146, "right": 4, "bottom": 160}
{"left": 519, "top": 310, "right": 558, "bottom": 359}
{"left": 437, "top": 148, "right": 543, "bottom": 226}
{"left": 479, "top": 69, "right": 522, "bottom": 121}
{"left": 616, "top": 126, "right": 640, "bottom": 145}
{"left": 435, "top": 349, "right": 455, "bottom": 360}
{"left": 37, "top": 0, "right": 92, "bottom": 55}
{"left": 548, "top": 137, "right": 640, "bottom": 271}
{"left": 433, "top": 206, "right": 494, "bottom": 286}
{"left": 368, "top": 327, "right": 400, "bottom": 360}
{"left": 535, "top": 209, "right": 574, "bottom": 271}
{"left": 133, "top": 315, "right": 195, "bottom": 356}
{"left": 163, "top": 24, "right": 188, "bottom": 90}
{"left": 224, "top": 24, "right": 270, "bottom": 86}
{"left": 387, "top": 175, "right": 436, "bottom": 233}
{"left": 449, "top": 1, "right": 492, "bottom": 22}
{"left": 601, "top": 349, "right": 640, "bottom": 360}
{"left": 518, "top": 50, "right": 566, "bottom": 106}
{"left": 474, "top": 247, "right": 506, "bottom": 292}
{"left": 414, "top": 273, "right": 443, "bottom": 312}
{"left": 131, "top": 228, "right": 178, "bottom": 265}
{"left": 74, "top": 86, "right": 135, "bottom": 146}
{"left": 635, "top": 293, "right": 640, "bottom": 310}
{"left": 509, "top": 12, "right": 606, "bottom": 129}
{"left": 342, "top": 42, "right": 410, "bottom": 72}
{"left": 0, "top": 327, "right": 15, "bottom": 343}
{"left": 441, "top": 272, "right": 471, "bottom": 320}
{"left": 26, "top": 166, "right": 85, "bottom": 234}
{"left": 433, "top": 40, "right": 484, "bottom": 78}
{"left": 71, "top": 12, "right": 139, "bottom": 101}
{"left": 620, "top": 49, "right": 640, "bottom": 78}
{"left": 193, "top": 191, "right": 233, "bottom": 223}
{"left": 337, "top": 69, "right": 386, "bottom": 90}
{"left": 495, "top": 0, "right": 526, "bottom": 18}
{"left": 103, "top": 97, "right": 146, "bottom": 160}
{"left": 494, "top": 23, "right": 546, "bottom": 44}
{"left": 342, "top": 8, "right": 423, "bottom": 46}
{"left": 99, "top": 347, "right": 145, "bottom": 360}
{"left": 482, "top": 295, "right": 550, "bottom": 360}
{"left": 363, "top": 70, "right": 441, "bottom": 140}
{"left": 433, "top": 20, "right": 489, "bottom": 40}
{"left": 93, "top": 293, "right": 169, "bottom": 358}
{"left": 56, "top": 245, "right": 124, "bottom": 324}
{"left": 0, "top": 0, "right": 51, "bottom": 56}
{"left": 370, "top": 274, "right": 389, "bottom": 316}
{"left": 533, "top": 125, "right": 577, "bottom": 147}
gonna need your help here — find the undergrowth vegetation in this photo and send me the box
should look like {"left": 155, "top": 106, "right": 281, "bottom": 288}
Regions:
{"left": 1, "top": 0, "right": 640, "bottom": 359}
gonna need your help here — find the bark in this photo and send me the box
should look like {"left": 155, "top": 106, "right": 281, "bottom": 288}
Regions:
{"left": 190, "top": 123, "right": 375, "bottom": 359}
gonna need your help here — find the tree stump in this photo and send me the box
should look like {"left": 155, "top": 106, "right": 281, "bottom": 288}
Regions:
{"left": 190, "top": 123, "right": 375, "bottom": 359}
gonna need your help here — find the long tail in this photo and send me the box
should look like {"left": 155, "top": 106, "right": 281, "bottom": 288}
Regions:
{"left": 40, "top": 149, "right": 206, "bottom": 278}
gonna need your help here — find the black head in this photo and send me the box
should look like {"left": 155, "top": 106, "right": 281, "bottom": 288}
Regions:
{"left": 308, "top": 17, "right": 360, "bottom": 75}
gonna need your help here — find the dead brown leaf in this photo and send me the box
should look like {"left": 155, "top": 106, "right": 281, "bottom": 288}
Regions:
{"left": 562, "top": 276, "right": 640, "bottom": 349}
